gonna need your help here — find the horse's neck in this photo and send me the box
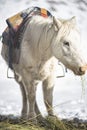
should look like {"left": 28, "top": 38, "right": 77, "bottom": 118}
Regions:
{"left": 26, "top": 16, "right": 54, "bottom": 61}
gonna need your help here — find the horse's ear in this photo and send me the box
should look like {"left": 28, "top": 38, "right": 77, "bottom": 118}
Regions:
{"left": 53, "top": 16, "right": 62, "bottom": 31}
{"left": 69, "top": 16, "right": 76, "bottom": 25}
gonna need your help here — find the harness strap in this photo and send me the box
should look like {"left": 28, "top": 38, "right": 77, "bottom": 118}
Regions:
{"left": 8, "top": 29, "right": 14, "bottom": 69}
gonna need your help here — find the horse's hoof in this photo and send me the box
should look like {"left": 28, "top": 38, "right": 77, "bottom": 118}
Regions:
{"left": 21, "top": 114, "right": 28, "bottom": 120}
{"left": 36, "top": 115, "right": 44, "bottom": 121}
{"left": 27, "top": 113, "right": 37, "bottom": 124}
{"left": 36, "top": 115, "right": 46, "bottom": 124}
{"left": 28, "top": 118, "right": 37, "bottom": 125}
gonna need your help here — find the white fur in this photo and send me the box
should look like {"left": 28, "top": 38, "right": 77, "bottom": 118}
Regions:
{"left": 1, "top": 15, "right": 87, "bottom": 123}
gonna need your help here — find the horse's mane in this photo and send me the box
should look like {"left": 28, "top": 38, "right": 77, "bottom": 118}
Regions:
{"left": 25, "top": 15, "right": 55, "bottom": 50}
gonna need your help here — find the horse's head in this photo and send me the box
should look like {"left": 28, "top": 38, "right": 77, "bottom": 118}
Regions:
{"left": 51, "top": 16, "right": 87, "bottom": 75}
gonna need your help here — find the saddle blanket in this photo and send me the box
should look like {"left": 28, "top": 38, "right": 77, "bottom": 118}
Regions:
{"left": 2, "top": 7, "right": 52, "bottom": 69}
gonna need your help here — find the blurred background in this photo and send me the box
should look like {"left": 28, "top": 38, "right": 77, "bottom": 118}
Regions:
{"left": 0, "top": 0, "right": 87, "bottom": 120}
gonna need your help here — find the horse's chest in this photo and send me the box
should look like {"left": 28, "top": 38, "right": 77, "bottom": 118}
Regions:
{"left": 28, "top": 61, "right": 54, "bottom": 80}
{"left": 32, "top": 65, "right": 50, "bottom": 80}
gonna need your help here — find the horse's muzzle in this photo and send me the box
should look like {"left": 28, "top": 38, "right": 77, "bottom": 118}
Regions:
{"left": 79, "top": 65, "right": 87, "bottom": 75}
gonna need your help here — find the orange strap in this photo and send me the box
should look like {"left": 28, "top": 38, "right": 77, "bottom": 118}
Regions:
{"left": 41, "top": 8, "right": 48, "bottom": 17}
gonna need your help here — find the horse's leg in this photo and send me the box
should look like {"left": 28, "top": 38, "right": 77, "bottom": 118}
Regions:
{"left": 19, "top": 82, "right": 28, "bottom": 119}
{"left": 31, "top": 82, "right": 43, "bottom": 122}
{"left": 16, "top": 75, "right": 42, "bottom": 121}
{"left": 26, "top": 80, "right": 37, "bottom": 123}
{"left": 35, "top": 100, "right": 45, "bottom": 123}
{"left": 20, "top": 78, "right": 43, "bottom": 122}
{"left": 20, "top": 79, "right": 36, "bottom": 123}
{"left": 42, "top": 75, "right": 55, "bottom": 116}
{"left": 18, "top": 78, "right": 43, "bottom": 122}
{"left": 14, "top": 74, "right": 28, "bottom": 119}
{"left": 35, "top": 101, "right": 41, "bottom": 115}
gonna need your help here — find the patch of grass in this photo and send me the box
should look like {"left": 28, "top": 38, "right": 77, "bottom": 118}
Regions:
{"left": 0, "top": 116, "right": 87, "bottom": 130}
{"left": 0, "top": 122, "right": 45, "bottom": 130}
{"left": 46, "top": 116, "right": 68, "bottom": 130}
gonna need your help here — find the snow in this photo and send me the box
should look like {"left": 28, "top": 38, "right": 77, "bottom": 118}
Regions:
{"left": 0, "top": 0, "right": 87, "bottom": 120}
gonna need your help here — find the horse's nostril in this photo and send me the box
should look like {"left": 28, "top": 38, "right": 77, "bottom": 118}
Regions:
{"left": 79, "top": 67, "right": 83, "bottom": 73}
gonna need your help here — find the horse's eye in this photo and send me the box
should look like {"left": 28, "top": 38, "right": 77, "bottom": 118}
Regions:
{"left": 63, "top": 42, "right": 69, "bottom": 46}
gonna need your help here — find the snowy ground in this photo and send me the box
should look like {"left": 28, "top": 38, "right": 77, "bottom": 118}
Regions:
{"left": 0, "top": 0, "right": 87, "bottom": 120}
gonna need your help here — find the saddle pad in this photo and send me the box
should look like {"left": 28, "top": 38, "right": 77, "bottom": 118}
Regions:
{"left": 6, "top": 12, "right": 23, "bottom": 32}
{"left": 6, "top": 7, "right": 52, "bottom": 32}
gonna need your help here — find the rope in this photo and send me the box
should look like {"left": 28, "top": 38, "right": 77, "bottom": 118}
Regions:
{"left": 0, "top": 35, "right": 2, "bottom": 41}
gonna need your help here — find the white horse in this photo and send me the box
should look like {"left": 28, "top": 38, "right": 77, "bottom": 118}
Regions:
{"left": 1, "top": 15, "right": 87, "bottom": 123}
